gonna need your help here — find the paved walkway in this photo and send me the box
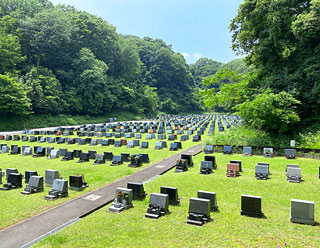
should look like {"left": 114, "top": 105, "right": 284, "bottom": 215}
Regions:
{"left": 0, "top": 143, "right": 202, "bottom": 248}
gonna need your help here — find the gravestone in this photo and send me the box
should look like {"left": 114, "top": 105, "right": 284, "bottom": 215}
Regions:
{"left": 94, "top": 154, "right": 106, "bottom": 165}
{"left": 48, "top": 150, "right": 59, "bottom": 159}
{"left": 0, "top": 173, "right": 23, "bottom": 190}
{"left": 78, "top": 139, "right": 85, "bottom": 145}
{"left": 140, "top": 141, "right": 149, "bottom": 149}
{"left": 133, "top": 140, "right": 140, "bottom": 147}
{"left": 121, "top": 153, "right": 130, "bottom": 162}
{"left": 243, "top": 146, "right": 252, "bottom": 156}
{"left": 192, "top": 135, "right": 201, "bottom": 142}
{"left": 22, "top": 147, "right": 32, "bottom": 156}
{"left": 13, "top": 135, "right": 20, "bottom": 141}
{"left": 73, "top": 149, "right": 82, "bottom": 158}
{"left": 241, "top": 194, "right": 263, "bottom": 218}
{"left": 161, "top": 141, "right": 168, "bottom": 148}
{"left": 226, "top": 163, "right": 240, "bottom": 177}
{"left": 146, "top": 134, "right": 153, "bottom": 140}
{"left": 121, "top": 139, "right": 128, "bottom": 146}
{"left": 175, "top": 142, "right": 182, "bottom": 149}
{"left": 160, "top": 186, "right": 180, "bottom": 205}
{"left": 175, "top": 159, "right": 188, "bottom": 173}
{"left": 204, "top": 145, "right": 213, "bottom": 154}
{"left": 223, "top": 146, "right": 232, "bottom": 155}
{"left": 61, "top": 151, "right": 74, "bottom": 161}
{"left": 90, "top": 139, "right": 97, "bottom": 146}
{"left": 102, "top": 139, "right": 109, "bottom": 146}
{"left": 109, "top": 188, "right": 133, "bottom": 213}
{"left": 57, "top": 138, "right": 66, "bottom": 144}
{"left": 263, "top": 148, "right": 273, "bottom": 158}
{"left": 69, "top": 175, "right": 88, "bottom": 191}
{"left": 10, "top": 145, "right": 21, "bottom": 155}
{"left": 59, "top": 148, "right": 67, "bottom": 157}
{"left": 30, "top": 136, "right": 37, "bottom": 142}
{"left": 1, "top": 145, "right": 9, "bottom": 153}
{"left": 287, "top": 167, "right": 302, "bottom": 183}
{"left": 187, "top": 198, "right": 210, "bottom": 226}
{"left": 78, "top": 152, "right": 89, "bottom": 163}
{"left": 168, "top": 135, "right": 175, "bottom": 141}
{"left": 230, "top": 160, "right": 242, "bottom": 172}
{"left": 22, "top": 136, "right": 29, "bottom": 142}
{"left": 6, "top": 168, "right": 18, "bottom": 180}
{"left": 200, "top": 161, "right": 212, "bottom": 174}
{"left": 285, "top": 149, "right": 296, "bottom": 159}
{"left": 38, "top": 137, "right": 46, "bottom": 143}
{"left": 46, "top": 147, "right": 54, "bottom": 156}
{"left": 114, "top": 140, "right": 122, "bottom": 147}
{"left": 88, "top": 150, "right": 97, "bottom": 160}
{"left": 21, "top": 176, "right": 44, "bottom": 195}
{"left": 45, "top": 169, "right": 61, "bottom": 187}
{"left": 155, "top": 141, "right": 163, "bottom": 150}
{"left": 44, "top": 179, "right": 68, "bottom": 200}
{"left": 111, "top": 155, "right": 123, "bottom": 165}
{"left": 0, "top": 169, "right": 4, "bottom": 184}
{"left": 25, "top": 170, "right": 38, "bottom": 184}
{"left": 127, "top": 182, "right": 146, "bottom": 200}
{"left": 181, "top": 154, "right": 193, "bottom": 167}
{"left": 290, "top": 199, "right": 315, "bottom": 225}
{"left": 197, "top": 190, "right": 218, "bottom": 211}
{"left": 145, "top": 193, "right": 169, "bottom": 219}
{"left": 104, "top": 152, "right": 113, "bottom": 161}
{"left": 127, "top": 140, "right": 134, "bottom": 148}
{"left": 135, "top": 134, "right": 142, "bottom": 139}
{"left": 255, "top": 165, "right": 269, "bottom": 180}
{"left": 204, "top": 156, "right": 217, "bottom": 169}
{"left": 170, "top": 143, "right": 178, "bottom": 151}
{"left": 286, "top": 164, "right": 299, "bottom": 172}
{"left": 33, "top": 147, "right": 45, "bottom": 157}
{"left": 139, "top": 153, "right": 150, "bottom": 163}
{"left": 128, "top": 155, "right": 143, "bottom": 168}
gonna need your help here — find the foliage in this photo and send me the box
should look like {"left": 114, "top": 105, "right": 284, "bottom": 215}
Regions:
{"left": 0, "top": 74, "right": 31, "bottom": 115}
{"left": 238, "top": 91, "right": 300, "bottom": 133}
{"left": 201, "top": 68, "right": 253, "bottom": 111}
{"left": 230, "top": 0, "right": 320, "bottom": 120}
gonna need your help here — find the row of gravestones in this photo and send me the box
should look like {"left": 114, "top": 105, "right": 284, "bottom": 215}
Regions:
{"left": 109, "top": 183, "right": 315, "bottom": 226}
{"left": 0, "top": 145, "right": 151, "bottom": 166}
{"left": 204, "top": 145, "right": 297, "bottom": 159}
{"left": 16, "top": 114, "right": 214, "bottom": 137}
{"left": 10, "top": 114, "right": 214, "bottom": 141}
{"left": 4, "top": 132, "right": 203, "bottom": 145}
{"left": 0, "top": 168, "right": 88, "bottom": 200}
{"left": 175, "top": 154, "right": 320, "bottom": 182}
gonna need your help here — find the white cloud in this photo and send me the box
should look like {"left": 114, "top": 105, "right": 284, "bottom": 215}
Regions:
{"left": 192, "top": 53, "right": 203, "bottom": 61}
{"left": 181, "top": 52, "right": 190, "bottom": 59}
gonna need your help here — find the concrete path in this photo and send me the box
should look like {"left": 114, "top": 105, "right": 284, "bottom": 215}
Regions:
{"left": 0, "top": 143, "right": 202, "bottom": 248}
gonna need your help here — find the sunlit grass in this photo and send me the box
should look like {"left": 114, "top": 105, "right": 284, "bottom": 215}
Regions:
{"left": 35, "top": 153, "right": 320, "bottom": 247}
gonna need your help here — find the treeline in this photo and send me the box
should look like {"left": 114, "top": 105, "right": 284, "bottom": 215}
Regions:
{"left": 1, "top": 0, "right": 231, "bottom": 118}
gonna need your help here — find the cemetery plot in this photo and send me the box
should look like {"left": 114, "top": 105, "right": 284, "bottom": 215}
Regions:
{"left": 0, "top": 117, "right": 210, "bottom": 229}
{"left": 34, "top": 152, "right": 320, "bottom": 247}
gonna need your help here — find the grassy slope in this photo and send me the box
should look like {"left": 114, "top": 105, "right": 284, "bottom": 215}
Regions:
{"left": 35, "top": 153, "right": 320, "bottom": 248}
{"left": 0, "top": 133, "right": 201, "bottom": 229}
{"left": 0, "top": 111, "right": 145, "bottom": 132}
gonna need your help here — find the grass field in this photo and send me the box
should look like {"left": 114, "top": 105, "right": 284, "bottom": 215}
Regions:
{"left": 34, "top": 152, "right": 320, "bottom": 248}
{"left": 0, "top": 133, "right": 202, "bottom": 229}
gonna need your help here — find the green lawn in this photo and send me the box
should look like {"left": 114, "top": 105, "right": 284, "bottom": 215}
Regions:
{"left": 0, "top": 133, "right": 202, "bottom": 229}
{"left": 35, "top": 153, "right": 320, "bottom": 248}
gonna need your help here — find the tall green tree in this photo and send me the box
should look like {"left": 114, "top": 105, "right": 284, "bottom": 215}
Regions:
{"left": 0, "top": 74, "right": 31, "bottom": 115}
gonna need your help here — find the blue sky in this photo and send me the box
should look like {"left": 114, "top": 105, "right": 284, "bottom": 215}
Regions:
{"left": 51, "top": 0, "right": 244, "bottom": 64}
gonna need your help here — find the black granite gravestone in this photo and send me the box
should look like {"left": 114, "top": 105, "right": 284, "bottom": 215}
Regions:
{"left": 160, "top": 186, "right": 180, "bottom": 205}
{"left": 241, "top": 194, "right": 263, "bottom": 218}
{"left": 127, "top": 182, "right": 146, "bottom": 200}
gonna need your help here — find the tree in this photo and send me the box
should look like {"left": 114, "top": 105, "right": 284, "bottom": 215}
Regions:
{"left": 190, "top": 58, "right": 223, "bottom": 87}
{"left": 0, "top": 74, "right": 31, "bottom": 115}
{"left": 238, "top": 91, "right": 300, "bottom": 133}
{"left": 0, "top": 15, "right": 25, "bottom": 75}
{"left": 23, "top": 66, "right": 63, "bottom": 114}
{"left": 230, "top": 0, "right": 320, "bottom": 119}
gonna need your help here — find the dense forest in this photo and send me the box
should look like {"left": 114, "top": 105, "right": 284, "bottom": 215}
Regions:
{"left": 0, "top": 0, "right": 247, "bottom": 120}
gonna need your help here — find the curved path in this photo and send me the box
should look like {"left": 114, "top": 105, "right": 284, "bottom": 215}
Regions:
{"left": 0, "top": 143, "right": 202, "bottom": 248}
